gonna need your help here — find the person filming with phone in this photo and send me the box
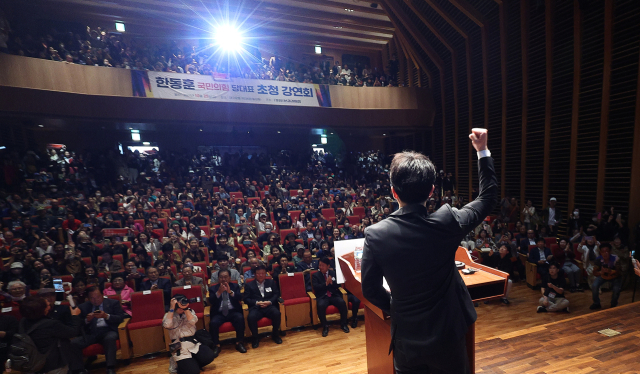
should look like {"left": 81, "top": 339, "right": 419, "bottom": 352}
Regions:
{"left": 163, "top": 295, "right": 215, "bottom": 374}
{"left": 361, "top": 128, "right": 498, "bottom": 374}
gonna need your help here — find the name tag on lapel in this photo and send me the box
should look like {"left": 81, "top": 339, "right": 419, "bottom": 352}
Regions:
{"left": 265, "top": 287, "right": 272, "bottom": 292}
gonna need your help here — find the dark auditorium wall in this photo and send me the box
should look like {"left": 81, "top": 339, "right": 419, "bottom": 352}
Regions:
{"left": 383, "top": 0, "right": 640, "bottom": 242}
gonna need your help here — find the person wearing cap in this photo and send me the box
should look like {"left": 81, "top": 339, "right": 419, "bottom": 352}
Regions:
{"left": 37, "top": 287, "right": 73, "bottom": 324}
{"left": 208, "top": 269, "right": 246, "bottom": 355}
{"left": 541, "top": 197, "right": 563, "bottom": 237}
{"left": 292, "top": 244, "right": 306, "bottom": 266}
{"left": 243, "top": 265, "right": 283, "bottom": 348}
{"left": 312, "top": 257, "right": 349, "bottom": 337}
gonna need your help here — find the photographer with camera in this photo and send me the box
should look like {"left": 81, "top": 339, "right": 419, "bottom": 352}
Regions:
{"left": 163, "top": 295, "right": 215, "bottom": 374}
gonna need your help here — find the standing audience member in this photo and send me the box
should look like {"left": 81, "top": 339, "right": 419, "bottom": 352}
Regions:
{"left": 589, "top": 244, "right": 622, "bottom": 310}
{"left": 16, "top": 296, "right": 82, "bottom": 374}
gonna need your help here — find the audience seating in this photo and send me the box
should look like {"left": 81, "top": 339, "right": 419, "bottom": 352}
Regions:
{"left": 127, "top": 290, "right": 166, "bottom": 356}
{"left": 524, "top": 245, "right": 541, "bottom": 288}
{"left": 230, "top": 192, "right": 243, "bottom": 201}
{"left": 352, "top": 207, "right": 365, "bottom": 219}
{"left": 544, "top": 237, "right": 557, "bottom": 248}
{"left": 289, "top": 210, "right": 302, "bottom": 221}
{"left": 278, "top": 272, "right": 312, "bottom": 329}
{"left": 346, "top": 216, "right": 360, "bottom": 225}
{"left": 307, "top": 270, "right": 348, "bottom": 326}
{"left": 279, "top": 229, "right": 297, "bottom": 244}
{"left": 321, "top": 209, "right": 336, "bottom": 219}
{"left": 82, "top": 318, "right": 131, "bottom": 360}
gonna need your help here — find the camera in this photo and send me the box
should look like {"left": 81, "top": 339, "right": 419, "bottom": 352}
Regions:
{"left": 174, "top": 295, "right": 200, "bottom": 306}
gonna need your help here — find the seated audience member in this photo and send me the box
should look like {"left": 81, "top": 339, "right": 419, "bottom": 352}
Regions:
{"left": 240, "top": 249, "right": 264, "bottom": 269}
{"left": 208, "top": 269, "right": 247, "bottom": 355}
{"left": 292, "top": 244, "right": 306, "bottom": 266}
{"left": 312, "top": 257, "right": 349, "bottom": 337}
{"left": 554, "top": 238, "right": 582, "bottom": 292}
{"left": 163, "top": 295, "right": 216, "bottom": 374}
{"left": 537, "top": 262, "right": 569, "bottom": 313}
{"left": 243, "top": 265, "right": 283, "bottom": 348}
{"left": 215, "top": 235, "right": 237, "bottom": 262}
{"left": 589, "top": 243, "right": 622, "bottom": 310}
{"left": 123, "top": 260, "right": 143, "bottom": 291}
{"left": 69, "top": 286, "right": 126, "bottom": 374}
{"left": 19, "top": 296, "right": 82, "bottom": 373}
{"left": 346, "top": 292, "right": 361, "bottom": 328}
{"left": 633, "top": 257, "right": 640, "bottom": 277}
{"left": 182, "top": 257, "right": 203, "bottom": 273}
{"left": 266, "top": 246, "right": 283, "bottom": 270}
{"left": 528, "top": 237, "right": 552, "bottom": 277}
{"left": 97, "top": 249, "right": 124, "bottom": 274}
{"left": 141, "top": 267, "right": 172, "bottom": 310}
{"left": 211, "top": 255, "right": 243, "bottom": 286}
{"left": 155, "top": 260, "right": 178, "bottom": 284}
{"left": 84, "top": 264, "right": 107, "bottom": 289}
{"left": 481, "top": 245, "right": 513, "bottom": 304}
{"left": 103, "top": 273, "right": 134, "bottom": 317}
{"left": 185, "top": 239, "right": 206, "bottom": 262}
{"left": 70, "top": 277, "right": 89, "bottom": 306}
{"left": 272, "top": 255, "right": 296, "bottom": 284}
{"left": 519, "top": 229, "right": 538, "bottom": 254}
{"left": 263, "top": 234, "right": 284, "bottom": 259}
{"left": 282, "top": 233, "right": 298, "bottom": 258}
{"left": 308, "top": 229, "right": 324, "bottom": 255}
{"left": 296, "top": 250, "right": 319, "bottom": 272}
{"left": 243, "top": 257, "right": 260, "bottom": 280}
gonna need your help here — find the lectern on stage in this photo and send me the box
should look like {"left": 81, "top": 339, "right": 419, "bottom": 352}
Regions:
{"left": 338, "top": 247, "right": 509, "bottom": 374}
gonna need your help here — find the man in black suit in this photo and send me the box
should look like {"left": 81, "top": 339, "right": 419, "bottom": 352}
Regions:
{"left": 528, "top": 237, "right": 553, "bottom": 278}
{"left": 243, "top": 265, "right": 283, "bottom": 348}
{"left": 312, "top": 257, "right": 349, "bottom": 337}
{"left": 519, "top": 229, "right": 538, "bottom": 255}
{"left": 140, "top": 266, "right": 172, "bottom": 310}
{"left": 69, "top": 286, "right": 126, "bottom": 374}
{"left": 361, "top": 128, "right": 497, "bottom": 374}
{"left": 208, "top": 269, "right": 247, "bottom": 355}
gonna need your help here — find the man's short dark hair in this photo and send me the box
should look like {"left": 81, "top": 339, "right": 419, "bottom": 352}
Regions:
{"left": 255, "top": 265, "right": 267, "bottom": 272}
{"left": 600, "top": 243, "right": 612, "bottom": 251}
{"left": 217, "top": 254, "right": 229, "bottom": 262}
{"left": 389, "top": 151, "right": 436, "bottom": 204}
{"left": 85, "top": 285, "right": 102, "bottom": 295}
{"left": 536, "top": 237, "right": 546, "bottom": 244}
{"left": 20, "top": 296, "right": 48, "bottom": 320}
{"left": 548, "top": 261, "right": 560, "bottom": 269}
{"left": 320, "top": 257, "right": 331, "bottom": 265}
{"left": 217, "top": 268, "right": 231, "bottom": 278}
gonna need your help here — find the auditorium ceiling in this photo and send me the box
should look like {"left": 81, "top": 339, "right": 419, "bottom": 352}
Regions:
{"left": 5, "top": 0, "right": 393, "bottom": 52}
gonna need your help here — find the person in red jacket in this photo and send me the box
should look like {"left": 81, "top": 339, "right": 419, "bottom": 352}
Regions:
{"left": 61, "top": 213, "right": 82, "bottom": 231}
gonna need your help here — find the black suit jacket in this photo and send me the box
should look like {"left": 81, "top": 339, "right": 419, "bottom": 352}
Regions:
{"left": 141, "top": 278, "right": 172, "bottom": 305}
{"left": 520, "top": 238, "right": 537, "bottom": 254}
{"left": 243, "top": 279, "right": 279, "bottom": 309}
{"left": 208, "top": 282, "right": 243, "bottom": 316}
{"left": 311, "top": 269, "right": 341, "bottom": 299}
{"left": 78, "top": 298, "right": 126, "bottom": 334}
{"left": 361, "top": 156, "right": 498, "bottom": 351}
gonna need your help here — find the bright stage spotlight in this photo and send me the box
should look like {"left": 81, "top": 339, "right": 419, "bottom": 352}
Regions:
{"left": 215, "top": 24, "right": 243, "bottom": 53}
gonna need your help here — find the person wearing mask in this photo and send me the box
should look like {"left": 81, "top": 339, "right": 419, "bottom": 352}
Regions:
{"left": 208, "top": 269, "right": 247, "bottom": 355}
{"left": 141, "top": 267, "right": 172, "bottom": 310}
{"left": 69, "top": 286, "right": 126, "bottom": 374}
{"left": 309, "top": 229, "right": 324, "bottom": 255}
{"left": 163, "top": 295, "right": 216, "bottom": 374}
{"left": 537, "top": 262, "right": 570, "bottom": 313}
{"left": 312, "top": 257, "right": 349, "bottom": 337}
{"left": 17, "top": 296, "right": 82, "bottom": 374}
{"left": 243, "top": 265, "right": 283, "bottom": 348}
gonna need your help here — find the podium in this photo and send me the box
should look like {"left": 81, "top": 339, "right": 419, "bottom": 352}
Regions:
{"left": 338, "top": 247, "right": 509, "bottom": 374}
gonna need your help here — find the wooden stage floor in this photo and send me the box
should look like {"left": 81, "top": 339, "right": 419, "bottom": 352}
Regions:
{"left": 108, "top": 281, "right": 638, "bottom": 374}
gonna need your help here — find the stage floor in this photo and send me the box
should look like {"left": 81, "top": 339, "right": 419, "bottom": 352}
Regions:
{"left": 476, "top": 302, "right": 640, "bottom": 374}
{"left": 105, "top": 281, "right": 637, "bottom": 374}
